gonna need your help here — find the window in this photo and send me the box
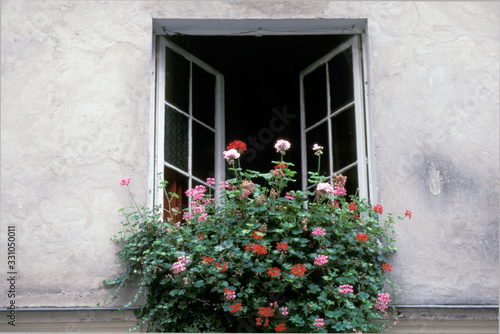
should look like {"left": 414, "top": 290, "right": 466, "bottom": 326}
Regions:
{"left": 152, "top": 20, "right": 374, "bottom": 211}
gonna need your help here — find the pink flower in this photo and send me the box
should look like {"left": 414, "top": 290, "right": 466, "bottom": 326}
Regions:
{"left": 285, "top": 192, "right": 294, "bottom": 200}
{"left": 312, "top": 144, "right": 323, "bottom": 156}
{"left": 339, "top": 284, "right": 354, "bottom": 294}
{"left": 316, "top": 182, "right": 334, "bottom": 196}
{"left": 281, "top": 307, "right": 288, "bottom": 316}
{"left": 312, "top": 227, "right": 326, "bottom": 237}
{"left": 183, "top": 277, "right": 188, "bottom": 285}
{"left": 405, "top": 210, "right": 412, "bottom": 219}
{"left": 206, "top": 177, "right": 216, "bottom": 185}
{"left": 171, "top": 256, "right": 191, "bottom": 274}
{"left": 313, "top": 318, "right": 324, "bottom": 327}
{"left": 333, "top": 186, "right": 346, "bottom": 196}
{"left": 314, "top": 254, "right": 329, "bottom": 266}
{"left": 224, "top": 288, "right": 236, "bottom": 300}
{"left": 223, "top": 149, "right": 240, "bottom": 165}
{"left": 120, "top": 177, "right": 131, "bottom": 186}
{"left": 274, "top": 139, "right": 291, "bottom": 155}
{"left": 198, "top": 213, "right": 208, "bottom": 223}
{"left": 185, "top": 185, "right": 207, "bottom": 200}
{"left": 375, "top": 293, "right": 391, "bottom": 312}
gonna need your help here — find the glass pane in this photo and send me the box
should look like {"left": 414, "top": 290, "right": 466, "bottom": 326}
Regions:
{"left": 164, "top": 106, "right": 188, "bottom": 171}
{"left": 304, "top": 65, "right": 327, "bottom": 128}
{"left": 165, "top": 47, "right": 190, "bottom": 112}
{"left": 306, "top": 121, "right": 329, "bottom": 179}
{"left": 340, "top": 165, "right": 359, "bottom": 197}
{"left": 331, "top": 106, "right": 357, "bottom": 172}
{"left": 192, "top": 64, "right": 215, "bottom": 128}
{"left": 192, "top": 121, "right": 215, "bottom": 180}
{"left": 328, "top": 47, "right": 354, "bottom": 111}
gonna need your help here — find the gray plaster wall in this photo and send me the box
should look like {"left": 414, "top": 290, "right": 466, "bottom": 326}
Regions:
{"left": 1, "top": 1, "right": 498, "bottom": 308}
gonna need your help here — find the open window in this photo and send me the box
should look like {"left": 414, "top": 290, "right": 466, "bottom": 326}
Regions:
{"left": 153, "top": 20, "right": 374, "bottom": 212}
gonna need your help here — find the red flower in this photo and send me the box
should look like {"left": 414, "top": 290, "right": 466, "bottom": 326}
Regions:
{"left": 405, "top": 210, "right": 412, "bottom": 219}
{"left": 227, "top": 140, "right": 247, "bottom": 153}
{"left": 355, "top": 232, "right": 369, "bottom": 242}
{"left": 267, "top": 267, "right": 281, "bottom": 278}
{"left": 198, "top": 234, "right": 204, "bottom": 241}
{"left": 263, "top": 319, "right": 270, "bottom": 327}
{"left": 200, "top": 256, "right": 213, "bottom": 264}
{"left": 252, "top": 230, "right": 264, "bottom": 240}
{"left": 291, "top": 264, "right": 307, "bottom": 277}
{"left": 348, "top": 202, "right": 357, "bottom": 212}
{"left": 229, "top": 303, "right": 242, "bottom": 313}
{"left": 276, "top": 242, "right": 288, "bottom": 252}
{"left": 255, "top": 318, "right": 262, "bottom": 326}
{"left": 258, "top": 307, "right": 275, "bottom": 318}
{"left": 373, "top": 204, "right": 383, "bottom": 214}
{"left": 274, "top": 162, "right": 287, "bottom": 169}
{"left": 382, "top": 263, "right": 393, "bottom": 272}
{"left": 216, "top": 262, "right": 228, "bottom": 272}
{"left": 246, "top": 243, "right": 267, "bottom": 255}
{"left": 276, "top": 324, "right": 286, "bottom": 332}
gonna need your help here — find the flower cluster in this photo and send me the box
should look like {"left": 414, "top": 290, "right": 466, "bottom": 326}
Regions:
{"left": 119, "top": 177, "right": 131, "bottom": 186}
{"left": 224, "top": 288, "right": 236, "bottom": 300}
{"left": 267, "top": 267, "right": 281, "bottom": 278}
{"left": 339, "top": 284, "right": 354, "bottom": 294}
{"left": 313, "top": 318, "right": 325, "bottom": 328}
{"left": 276, "top": 242, "right": 288, "bottom": 252}
{"left": 229, "top": 303, "right": 242, "bottom": 313}
{"left": 108, "top": 139, "right": 411, "bottom": 333}
{"left": 312, "top": 226, "right": 326, "bottom": 237}
{"left": 246, "top": 243, "right": 268, "bottom": 255}
{"left": 314, "top": 254, "right": 329, "bottom": 266}
{"left": 375, "top": 293, "right": 392, "bottom": 312}
{"left": 356, "top": 232, "right": 369, "bottom": 242}
{"left": 290, "top": 264, "right": 307, "bottom": 277}
{"left": 171, "top": 256, "right": 190, "bottom": 274}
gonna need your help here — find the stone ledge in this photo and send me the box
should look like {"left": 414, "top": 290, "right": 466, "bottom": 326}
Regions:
{"left": 0, "top": 307, "right": 497, "bottom": 333}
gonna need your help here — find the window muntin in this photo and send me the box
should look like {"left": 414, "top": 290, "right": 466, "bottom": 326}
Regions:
{"left": 300, "top": 36, "right": 368, "bottom": 199}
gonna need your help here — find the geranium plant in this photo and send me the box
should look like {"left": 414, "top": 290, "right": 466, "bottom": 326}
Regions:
{"left": 102, "top": 140, "right": 411, "bottom": 333}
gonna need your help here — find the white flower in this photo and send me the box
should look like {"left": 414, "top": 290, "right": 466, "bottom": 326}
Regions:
{"left": 274, "top": 140, "right": 291, "bottom": 154}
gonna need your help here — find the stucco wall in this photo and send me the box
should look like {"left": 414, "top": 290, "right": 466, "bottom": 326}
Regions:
{"left": 1, "top": 0, "right": 498, "bottom": 309}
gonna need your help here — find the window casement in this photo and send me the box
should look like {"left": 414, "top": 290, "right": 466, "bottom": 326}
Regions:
{"left": 152, "top": 20, "right": 375, "bottom": 211}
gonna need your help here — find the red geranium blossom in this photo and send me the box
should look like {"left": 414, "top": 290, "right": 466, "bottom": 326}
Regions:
{"left": 216, "top": 262, "right": 228, "bottom": 272}
{"left": 252, "top": 230, "right": 264, "bottom": 240}
{"left": 355, "top": 232, "right": 369, "bottom": 242}
{"left": 405, "top": 210, "right": 412, "bottom": 219}
{"left": 274, "top": 162, "right": 287, "bottom": 169}
{"left": 246, "top": 243, "right": 267, "bottom": 255}
{"left": 276, "top": 324, "right": 286, "bottom": 332}
{"left": 348, "top": 202, "right": 357, "bottom": 211}
{"left": 276, "top": 242, "right": 288, "bottom": 252}
{"left": 373, "top": 204, "right": 383, "bottom": 214}
{"left": 258, "top": 307, "right": 275, "bottom": 318}
{"left": 227, "top": 140, "right": 247, "bottom": 153}
{"left": 382, "top": 263, "right": 393, "bottom": 272}
{"left": 200, "top": 256, "right": 213, "bottom": 264}
{"left": 267, "top": 267, "right": 281, "bottom": 278}
{"left": 290, "top": 264, "right": 307, "bottom": 277}
{"left": 229, "top": 303, "right": 242, "bottom": 313}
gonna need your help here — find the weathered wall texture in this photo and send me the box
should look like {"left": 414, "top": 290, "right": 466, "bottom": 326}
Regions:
{"left": 1, "top": 0, "right": 498, "bottom": 309}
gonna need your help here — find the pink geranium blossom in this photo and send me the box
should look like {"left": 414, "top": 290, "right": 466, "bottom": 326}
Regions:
{"left": 339, "top": 284, "right": 354, "bottom": 294}
{"left": 223, "top": 149, "right": 240, "bottom": 165}
{"left": 120, "top": 177, "right": 131, "bottom": 186}
{"left": 314, "top": 254, "right": 329, "bottom": 266}
{"left": 312, "top": 227, "right": 326, "bottom": 237}
{"left": 171, "top": 256, "right": 191, "bottom": 274}
{"left": 274, "top": 140, "right": 291, "bottom": 155}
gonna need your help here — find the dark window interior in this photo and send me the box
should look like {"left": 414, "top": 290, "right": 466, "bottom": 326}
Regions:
{"left": 166, "top": 35, "right": 351, "bottom": 178}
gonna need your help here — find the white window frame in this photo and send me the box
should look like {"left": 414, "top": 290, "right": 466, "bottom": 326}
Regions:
{"left": 149, "top": 19, "right": 377, "bottom": 208}
{"left": 153, "top": 37, "right": 225, "bottom": 208}
{"left": 299, "top": 35, "right": 370, "bottom": 200}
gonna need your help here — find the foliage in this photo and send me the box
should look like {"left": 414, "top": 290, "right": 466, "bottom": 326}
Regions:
{"left": 102, "top": 140, "right": 410, "bottom": 333}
